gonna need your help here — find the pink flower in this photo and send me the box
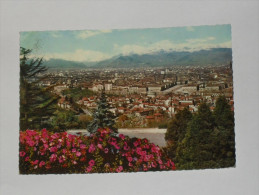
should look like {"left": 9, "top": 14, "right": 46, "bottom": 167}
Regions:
{"left": 51, "top": 133, "right": 59, "bottom": 139}
{"left": 66, "top": 140, "right": 71, "bottom": 147}
{"left": 33, "top": 160, "right": 39, "bottom": 165}
{"left": 19, "top": 151, "right": 26, "bottom": 157}
{"left": 104, "top": 148, "right": 109, "bottom": 154}
{"left": 123, "top": 145, "right": 130, "bottom": 151}
{"left": 41, "top": 129, "right": 48, "bottom": 138}
{"left": 151, "top": 161, "right": 157, "bottom": 168}
{"left": 76, "top": 151, "right": 81, "bottom": 157}
{"left": 89, "top": 159, "right": 95, "bottom": 166}
{"left": 114, "top": 144, "right": 120, "bottom": 150}
{"left": 97, "top": 144, "right": 103, "bottom": 150}
{"left": 58, "top": 155, "right": 66, "bottom": 163}
{"left": 86, "top": 166, "right": 92, "bottom": 173}
{"left": 159, "top": 165, "right": 166, "bottom": 169}
{"left": 133, "top": 141, "right": 139, "bottom": 147}
{"left": 25, "top": 156, "right": 30, "bottom": 161}
{"left": 43, "top": 144, "right": 49, "bottom": 149}
{"left": 72, "top": 148, "right": 77, "bottom": 153}
{"left": 158, "top": 159, "right": 163, "bottom": 165}
{"left": 116, "top": 166, "right": 123, "bottom": 173}
{"left": 27, "top": 140, "right": 35, "bottom": 147}
{"left": 136, "top": 147, "right": 142, "bottom": 154}
{"left": 80, "top": 144, "right": 86, "bottom": 149}
{"left": 88, "top": 144, "right": 95, "bottom": 153}
{"left": 127, "top": 156, "right": 133, "bottom": 162}
{"left": 50, "top": 154, "right": 57, "bottom": 162}
{"left": 151, "top": 146, "right": 159, "bottom": 153}
{"left": 119, "top": 134, "right": 125, "bottom": 140}
{"left": 49, "top": 146, "right": 57, "bottom": 153}
{"left": 39, "top": 161, "right": 45, "bottom": 168}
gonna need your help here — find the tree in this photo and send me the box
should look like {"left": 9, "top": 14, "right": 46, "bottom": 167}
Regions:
{"left": 87, "top": 92, "right": 117, "bottom": 134}
{"left": 51, "top": 109, "right": 79, "bottom": 131}
{"left": 20, "top": 47, "right": 58, "bottom": 131}
{"left": 165, "top": 107, "right": 192, "bottom": 159}
{"left": 176, "top": 103, "right": 216, "bottom": 169}
{"left": 212, "top": 96, "right": 235, "bottom": 167}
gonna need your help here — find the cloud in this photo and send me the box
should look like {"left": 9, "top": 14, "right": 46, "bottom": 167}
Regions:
{"left": 40, "top": 49, "right": 111, "bottom": 62}
{"left": 76, "top": 29, "right": 112, "bottom": 39}
{"left": 186, "top": 36, "right": 216, "bottom": 43}
{"left": 113, "top": 37, "right": 231, "bottom": 56}
{"left": 186, "top": 26, "right": 195, "bottom": 31}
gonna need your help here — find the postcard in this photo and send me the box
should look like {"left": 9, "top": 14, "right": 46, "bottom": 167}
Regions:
{"left": 19, "top": 24, "right": 235, "bottom": 174}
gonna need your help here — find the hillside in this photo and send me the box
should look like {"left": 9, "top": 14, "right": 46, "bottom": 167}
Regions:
{"left": 95, "top": 48, "right": 232, "bottom": 68}
{"left": 42, "top": 48, "right": 232, "bottom": 69}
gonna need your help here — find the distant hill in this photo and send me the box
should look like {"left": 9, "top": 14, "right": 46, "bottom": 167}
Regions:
{"left": 94, "top": 48, "right": 232, "bottom": 68}
{"left": 42, "top": 48, "right": 232, "bottom": 69}
{"left": 42, "top": 59, "right": 94, "bottom": 69}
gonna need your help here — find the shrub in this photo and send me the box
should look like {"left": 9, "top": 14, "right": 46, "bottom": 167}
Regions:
{"left": 19, "top": 128, "right": 175, "bottom": 174}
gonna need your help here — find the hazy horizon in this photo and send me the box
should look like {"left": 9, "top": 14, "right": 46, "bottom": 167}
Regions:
{"left": 20, "top": 24, "right": 232, "bottom": 63}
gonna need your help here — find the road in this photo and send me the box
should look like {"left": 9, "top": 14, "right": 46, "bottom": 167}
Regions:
{"left": 67, "top": 128, "right": 167, "bottom": 147}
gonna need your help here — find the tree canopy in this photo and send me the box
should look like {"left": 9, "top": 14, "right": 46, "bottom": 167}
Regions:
{"left": 87, "top": 92, "right": 117, "bottom": 134}
{"left": 20, "top": 47, "right": 58, "bottom": 131}
{"left": 165, "top": 97, "right": 235, "bottom": 170}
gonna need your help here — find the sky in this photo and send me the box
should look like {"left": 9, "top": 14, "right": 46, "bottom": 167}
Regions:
{"left": 20, "top": 24, "right": 232, "bottom": 62}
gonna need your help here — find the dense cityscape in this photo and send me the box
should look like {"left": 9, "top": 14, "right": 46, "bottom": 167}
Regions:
{"left": 36, "top": 63, "right": 234, "bottom": 129}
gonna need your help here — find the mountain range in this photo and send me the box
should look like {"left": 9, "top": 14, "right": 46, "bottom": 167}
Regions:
{"left": 43, "top": 48, "right": 232, "bottom": 69}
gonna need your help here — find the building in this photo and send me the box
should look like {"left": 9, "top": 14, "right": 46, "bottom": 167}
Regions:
{"left": 105, "top": 83, "right": 113, "bottom": 91}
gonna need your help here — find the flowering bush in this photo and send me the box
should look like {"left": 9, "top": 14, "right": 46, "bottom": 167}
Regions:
{"left": 19, "top": 128, "right": 175, "bottom": 174}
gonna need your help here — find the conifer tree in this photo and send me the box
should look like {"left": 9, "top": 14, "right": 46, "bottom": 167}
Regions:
{"left": 87, "top": 92, "right": 117, "bottom": 134}
{"left": 176, "top": 103, "right": 216, "bottom": 169}
{"left": 212, "top": 96, "right": 235, "bottom": 167}
{"left": 20, "top": 47, "right": 58, "bottom": 131}
{"left": 165, "top": 107, "right": 192, "bottom": 159}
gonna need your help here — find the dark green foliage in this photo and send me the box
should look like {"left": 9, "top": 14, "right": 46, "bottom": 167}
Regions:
{"left": 51, "top": 109, "right": 79, "bottom": 132}
{"left": 166, "top": 98, "right": 235, "bottom": 170}
{"left": 62, "top": 87, "right": 95, "bottom": 102}
{"left": 20, "top": 47, "right": 58, "bottom": 131}
{"left": 87, "top": 92, "right": 117, "bottom": 134}
{"left": 165, "top": 107, "right": 192, "bottom": 159}
{"left": 176, "top": 103, "right": 216, "bottom": 169}
{"left": 212, "top": 96, "right": 235, "bottom": 167}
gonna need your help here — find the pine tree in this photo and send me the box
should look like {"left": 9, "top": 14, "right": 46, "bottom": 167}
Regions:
{"left": 20, "top": 47, "right": 58, "bottom": 131}
{"left": 176, "top": 103, "right": 216, "bottom": 169}
{"left": 87, "top": 92, "right": 117, "bottom": 134}
{"left": 165, "top": 107, "right": 192, "bottom": 159}
{"left": 212, "top": 96, "right": 235, "bottom": 167}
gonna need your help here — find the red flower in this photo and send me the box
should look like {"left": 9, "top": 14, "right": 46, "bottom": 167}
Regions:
{"left": 49, "top": 146, "right": 57, "bottom": 153}
{"left": 116, "top": 166, "right": 123, "bottom": 173}
{"left": 89, "top": 159, "right": 95, "bottom": 166}
{"left": 19, "top": 151, "right": 26, "bottom": 157}
{"left": 39, "top": 161, "right": 45, "bottom": 168}
{"left": 88, "top": 144, "right": 95, "bottom": 153}
{"left": 86, "top": 166, "right": 92, "bottom": 173}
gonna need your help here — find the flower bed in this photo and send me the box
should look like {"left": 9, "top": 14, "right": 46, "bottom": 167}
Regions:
{"left": 19, "top": 128, "right": 175, "bottom": 174}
